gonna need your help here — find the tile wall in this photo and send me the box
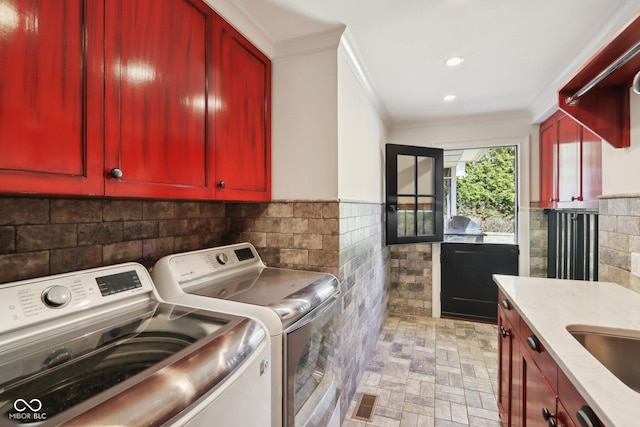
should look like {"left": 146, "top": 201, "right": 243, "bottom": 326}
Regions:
{"left": 598, "top": 196, "right": 640, "bottom": 292}
{"left": 529, "top": 207, "right": 548, "bottom": 278}
{"left": 0, "top": 197, "right": 230, "bottom": 283}
{"left": 0, "top": 196, "right": 390, "bottom": 423}
{"left": 338, "top": 202, "right": 388, "bottom": 419}
{"left": 388, "top": 244, "right": 433, "bottom": 318}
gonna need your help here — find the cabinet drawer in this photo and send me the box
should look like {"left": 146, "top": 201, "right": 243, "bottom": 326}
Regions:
{"left": 520, "top": 318, "right": 558, "bottom": 392}
{"left": 498, "top": 290, "right": 519, "bottom": 332}
{"left": 558, "top": 369, "right": 606, "bottom": 427}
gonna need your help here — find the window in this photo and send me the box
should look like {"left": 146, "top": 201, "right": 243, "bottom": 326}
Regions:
{"left": 386, "top": 144, "right": 444, "bottom": 245}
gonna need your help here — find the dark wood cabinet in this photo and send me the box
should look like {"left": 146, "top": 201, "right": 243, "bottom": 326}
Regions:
{"left": 539, "top": 112, "right": 601, "bottom": 208}
{"left": 498, "top": 298, "right": 520, "bottom": 427}
{"left": 498, "top": 293, "right": 605, "bottom": 427}
{"left": 0, "top": 0, "right": 271, "bottom": 201}
{"left": 214, "top": 16, "right": 271, "bottom": 201}
{"left": 521, "top": 348, "right": 556, "bottom": 427}
{"left": 539, "top": 113, "right": 559, "bottom": 207}
{"left": 104, "top": 0, "right": 215, "bottom": 199}
{"left": 557, "top": 115, "right": 581, "bottom": 205}
{"left": 0, "top": 0, "right": 104, "bottom": 195}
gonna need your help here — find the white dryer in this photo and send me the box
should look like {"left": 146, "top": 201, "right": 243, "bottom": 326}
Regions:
{"left": 152, "top": 243, "right": 341, "bottom": 427}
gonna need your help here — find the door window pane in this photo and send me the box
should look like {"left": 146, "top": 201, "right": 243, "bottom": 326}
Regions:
{"left": 417, "top": 197, "right": 435, "bottom": 235}
{"left": 397, "top": 155, "right": 415, "bottom": 194}
{"left": 397, "top": 196, "right": 415, "bottom": 237}
{"left": 417, "top": 157, "right": 434, "bottom": 194}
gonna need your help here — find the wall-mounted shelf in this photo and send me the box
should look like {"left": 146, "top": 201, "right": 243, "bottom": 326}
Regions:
{"left": 559, "top": 15, "right": 640, "bottom": 149}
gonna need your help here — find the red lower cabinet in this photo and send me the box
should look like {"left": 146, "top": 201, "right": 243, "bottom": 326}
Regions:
{"left": 556, "top": 400, "right": 577, "bottom": 427}
{"left": 498, "top": 299, "right": 521, "bottom": 427}
{"left": 521, "top": 347, "right": 556, "bottom": 426}
{"left": 498, "top": 295, "right": 605, "bottom": 427}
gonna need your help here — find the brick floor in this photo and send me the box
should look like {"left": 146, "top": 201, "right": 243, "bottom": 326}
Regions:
{"left": 342, "top": 317, "right": 500, "bottom": 427}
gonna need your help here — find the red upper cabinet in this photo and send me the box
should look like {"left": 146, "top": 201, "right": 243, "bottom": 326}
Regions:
{"left": 539, "top": 112, "right": 602, "bottom": 208}
{"left": 540, "top": 112, "right": 560, "bottom": 208}
{"left": 214, "top": 17, "right": 271, "bottom": 201}
{"left": 104, "top": 0, "right": 214, "bottom": 199}
{"left": 557, "top": 115, "right": 581, "bottom": 204}
{"left": 0, "top": 0, "right": 104, "bottom": 195}
{"left": 581, "top": 127, "right": 602, "bottom": 204}
{"left": 0, "top": 0, "right": 270, "bottom": 201}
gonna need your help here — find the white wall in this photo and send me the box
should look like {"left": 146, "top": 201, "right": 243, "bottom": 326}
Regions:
{"left": 271, "top": 49, "right": 340, "bottom": 200}
{"left": 602, "top": 89, "right": 640, "bottom": 196}
{"left": 391, "top": 112, "right": 539, "bottom": 203}
{"left": 337, "top": 44, "right": 388, "bottom": 203}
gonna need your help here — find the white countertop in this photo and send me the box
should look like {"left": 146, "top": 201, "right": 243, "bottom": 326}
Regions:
{"left": 493, "top": 275, "right": 640, "bottom": 427}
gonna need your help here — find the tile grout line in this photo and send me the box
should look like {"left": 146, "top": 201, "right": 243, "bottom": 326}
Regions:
{"left": 343, "top": 316, "right": 500, "bottom": 427}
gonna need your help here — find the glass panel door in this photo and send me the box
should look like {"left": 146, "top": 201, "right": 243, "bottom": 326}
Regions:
{"left": 386, "top": 144, "right": 443, "bottom": 245}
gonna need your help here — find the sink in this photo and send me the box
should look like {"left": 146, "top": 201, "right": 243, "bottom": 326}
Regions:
{"left": 567, "top": 325, "right": 640, "bottom": 392}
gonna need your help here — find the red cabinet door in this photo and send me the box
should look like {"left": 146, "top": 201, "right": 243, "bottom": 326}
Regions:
{"left": 498, "top": 311, "right": 518, "bottom": 426}
{"left": 557, "top": 115, "right": 581, "bottom": 204}
{"left": 104, "top": 0, "right": 214, "bottom": 199}
{"left": 580, "top": 127, "right": 602, "bottom": 204}
{"left": 558, "top": 369, "right": 605, "bottom": 427}
{"left": 214, "top": 16, "right": 271, "bottom": 201}
{"left": 0, "top": 0, "right": 103, "bottom": 195}
{"left": 521, "top": 348, "right": 557, "bottom": 427}
{"left": 539, "top": 114, "right": 559, "bottom": 208}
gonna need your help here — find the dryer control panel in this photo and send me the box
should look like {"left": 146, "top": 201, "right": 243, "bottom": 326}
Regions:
{"left": 164, "top": 243, "right": 264, "bottom": 285}
{"left": 0, "top": 263, "right": 154, "bottom": 334}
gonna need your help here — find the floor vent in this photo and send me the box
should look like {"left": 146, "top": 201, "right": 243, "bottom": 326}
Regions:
{"left": 352, "top": 393, "right": 378, "bottom": 422}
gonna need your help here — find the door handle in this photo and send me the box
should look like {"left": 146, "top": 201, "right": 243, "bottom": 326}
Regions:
{"left": 387, "top": 204, "right": 396, "bottom": 213}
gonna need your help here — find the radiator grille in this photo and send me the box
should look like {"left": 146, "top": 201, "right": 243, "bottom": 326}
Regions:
{"left": 546, "top": 209, "right": 598, "bottom": 280}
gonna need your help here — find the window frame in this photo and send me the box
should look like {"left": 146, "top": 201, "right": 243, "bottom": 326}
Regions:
{"left": 386, "top": 143, "right": 444, "bottom": 245}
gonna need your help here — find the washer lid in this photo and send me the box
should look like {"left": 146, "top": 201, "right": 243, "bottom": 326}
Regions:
{"left": 185, "top": 267, "right": 340, "bottom": 325}
{"left": 0, "top": 302, "right": 266, "bottom": 426}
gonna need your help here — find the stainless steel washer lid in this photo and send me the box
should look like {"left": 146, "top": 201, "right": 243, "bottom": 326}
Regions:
{"left": 185, "top": 268, "right": 340, "bottom": 328}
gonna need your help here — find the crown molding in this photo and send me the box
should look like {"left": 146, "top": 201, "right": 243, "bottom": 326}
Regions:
{"left": 273, "top": 26, "right": 346, "bottom": 59}
{"left": 338, "top": 29, "right": 393, "bottom": 127}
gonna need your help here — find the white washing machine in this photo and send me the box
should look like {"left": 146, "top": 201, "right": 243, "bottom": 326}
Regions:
{"left": 0, "top": 263, "right": 271, "bottom": 426}
{"left": 152, "top": 243, "right": 341, "bottom": 427}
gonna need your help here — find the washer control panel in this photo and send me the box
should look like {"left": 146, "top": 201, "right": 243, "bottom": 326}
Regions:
{"left": 166, "top": 243, "right": 262, "bottom": 285}
{"left": 0, "top": 263, "right": 153, "bottom": 334}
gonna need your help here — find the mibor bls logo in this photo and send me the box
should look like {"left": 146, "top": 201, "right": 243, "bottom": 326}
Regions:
{"left": 7, "top": 398, "right": 47, "bottom": 422}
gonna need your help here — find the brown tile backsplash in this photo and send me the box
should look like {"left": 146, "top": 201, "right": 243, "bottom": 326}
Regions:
{"left": 17, "top": 224, "right": 78, "bottom": 251}
{"left": 51, "top": 199, "right": 103, "bottom": 223}
{"left": 0, "top": 197, "right": 230, "bottom": 282}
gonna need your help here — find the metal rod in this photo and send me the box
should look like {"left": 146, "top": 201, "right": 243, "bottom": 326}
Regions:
{"left": 565, "top": 40, "right": 640, "bottom": 106}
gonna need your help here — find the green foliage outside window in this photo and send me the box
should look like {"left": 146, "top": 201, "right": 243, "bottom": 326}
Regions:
{"left": 456, "top": 146, "right": 515, "bottom": 220}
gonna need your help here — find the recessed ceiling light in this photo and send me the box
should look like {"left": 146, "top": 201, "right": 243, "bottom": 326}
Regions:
{"left": 445, "top": 56, "right": 464, "bottom": 67}
{"left": 443, "top": 94, "right": 457, "bottom": 102}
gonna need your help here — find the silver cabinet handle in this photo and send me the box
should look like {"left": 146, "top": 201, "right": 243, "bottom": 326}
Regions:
{"left": 110, "top": 168, "right": 123, "bottom": 179}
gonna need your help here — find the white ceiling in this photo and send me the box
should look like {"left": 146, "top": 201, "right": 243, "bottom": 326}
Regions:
{"left": 232, "top": 0, "right": 640, "bottom": 126}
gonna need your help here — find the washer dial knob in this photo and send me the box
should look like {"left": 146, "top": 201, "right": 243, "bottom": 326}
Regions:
{"left": 216, "top": 253, "right": 229, "bottom": 265}
{"left": 43, "top": 286, "right": 72, "bottom": 308}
